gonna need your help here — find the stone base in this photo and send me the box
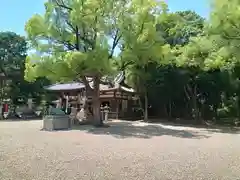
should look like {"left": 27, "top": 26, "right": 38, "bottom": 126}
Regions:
{"left": 43, "top": 115, "right": 70, "bottom": 131}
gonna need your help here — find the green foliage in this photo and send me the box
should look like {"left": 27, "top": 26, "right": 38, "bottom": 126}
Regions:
{"left": 0, "top": 31, "right": 50, "bottom": 105}
{"left": 157, "top": 10, "right": 205, "bottom": 46}
{"left": 0, "top": 32, "right": 26, "bottom": 76}
{"left": 25, "top": 0, "right": 175, "bottom": 124}
{"left": 120, "top": 1, "right": 173, "bottom": 93}
{"left": 25, "top": 0, "right": 175, "bottom": 82}
{"left": 25, "top": 0, "right": 129, "bottom": 82}
{"left": 23, "top": 0, "right": 240, "bottom": 125}
{"left": 143, "top": 1, "right": 240, "bottom": 123}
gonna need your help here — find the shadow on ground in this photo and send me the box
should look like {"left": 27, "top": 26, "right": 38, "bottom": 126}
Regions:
{"left": 72, "top": 120, "right": 210, "bottom": 139}
{"left": 145, "top": 119, "right": 240, "bottom": 135}
{"left": 0, "top": 118, "right": 41, "bottom": 122}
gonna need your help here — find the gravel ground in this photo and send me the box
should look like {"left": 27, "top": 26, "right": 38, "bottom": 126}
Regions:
{"left": 0, "top": 120, "right": 240, "bottom": 180}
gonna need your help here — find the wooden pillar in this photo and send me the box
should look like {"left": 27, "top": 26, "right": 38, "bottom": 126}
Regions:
{"left": 56, "top": 97, "right": 61, "bottom": 108}
{"left": 56, "top": 92, "right": 63, "bottom": 108}
{"left": 77, "top": 92, "right": 81, "bottom": 106}
{"left": 114, "top": 90, "right": 119, "bottom": 119}
{"left": 65, "top": 94, "right": 69, "bottom": 113}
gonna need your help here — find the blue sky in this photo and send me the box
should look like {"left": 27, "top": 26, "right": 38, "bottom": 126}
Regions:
{"left": 0, "top": 0, "right": 210, "bottom": 36}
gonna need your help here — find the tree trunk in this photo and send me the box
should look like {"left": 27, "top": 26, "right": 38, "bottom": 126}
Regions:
{"left": 0, "top": 79, "right": 3, "bottom": 120}
{"left": 164, "top": 104, "right": 168, "bottom": 118}
{"left": 192, "top": 83, "right": 200, "bottom": 123}
{"left": 168, "top": 100, "right": 172, "bottom": 119}
{"left": 144, "top": 92, "right": 148, "bottom": 121}
{"left": 236, "top": 95, "right": 240, "bottom": 121}
{"left": 92, "top": 76, "right": 102, "bottom": 127}
{"left": 82, "top": 86, "right": 92, "bottom": 123}
{"left": 137, "top": 97, "right": 144, "bottom": 118}
{"left": 185, "top": 83, "right": 200, "bottom": 122}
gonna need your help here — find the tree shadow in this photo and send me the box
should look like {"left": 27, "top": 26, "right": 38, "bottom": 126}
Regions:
{"left": 204, "top": 127, "right": 240, "bottom": 134}
{"left": 72, "top": 120, "right": 210, "bottom": 139}
{"left": 0, "top": 118, "right": 42, "bottom": 122}
{"left": 145, "top": 119, "right": 240, "bottom": 135}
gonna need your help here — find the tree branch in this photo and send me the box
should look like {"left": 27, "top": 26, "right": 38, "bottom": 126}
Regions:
{"left": 92, "top": 14, "right": 98, "bottom": 50}
{"left": 109, "top": 29, "right": 122, "bottom": 59}
{"left": 222, "top": 19, "right": 240, "bottom": 40}
{"left": 75, "top": 26, "right": 80, "bottom": 50}
{"left": 53, "top": 0, "right": 94, "bottom": 51}
{"left": 66, "top": 20, "right": 76, "bottom": 32}
{"left": 40, "top": 35, "right": 76, "bottom": 51}
{"left": 81, "top": 76, "right": 93, "bottom": 90}
{"left": 55, "top": 0, "right": 72, "bottom": 11}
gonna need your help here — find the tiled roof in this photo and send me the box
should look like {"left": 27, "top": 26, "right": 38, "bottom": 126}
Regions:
{"left": 45, "top": 82, "right": 85, "bottom": 91}
{"left": 45, "top": 82, "right": 135, "bottom": 92}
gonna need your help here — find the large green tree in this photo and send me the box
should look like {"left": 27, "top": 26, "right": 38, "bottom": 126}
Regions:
{"left": 119, "top": 1, "right": 171, "bottom": 121}
{"left": 134, "top": 1, "right": 240, "bottom": 124}
{"left": 0, "top": 32, "right": 49, "bottom": 108}
{"left": 0, "top": 32, "right": 27, "bottom": 76}
{"left": 167, "top": 0, "right": 240, "bottom": 122}
{"left": 157, "top": 10, "right": 205, "bottom": 46}
{"left": 24, "top": 0, "right": 170, "bottom": 126}
{"left": 127, "top": 10, "right": 205, "bottom": 121}
{"left": 203, "top": 0, "right": 240, "bottom": 121}
{"left": 0, "top": 32, "right": 27, "bottom": 105}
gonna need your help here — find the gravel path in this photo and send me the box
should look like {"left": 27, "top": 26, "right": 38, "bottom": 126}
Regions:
{"left": 0, "top": 120, "right": 240, "bottom": 180}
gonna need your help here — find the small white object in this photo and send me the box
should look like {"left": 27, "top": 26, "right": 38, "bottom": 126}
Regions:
{"left": 76, "top": 108, "right": 85, "bottom": 122}
{"left": 3, "top": 112, "right": 8, "bottom": 119}
{"left": 16, "top": 112, "right": 22, "bottom": 118}
{"left": 65, "top": 95, "right": 69, "bottom": 113}
{"left": 35, "top": 111, "right": 41, "bottom": 116}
